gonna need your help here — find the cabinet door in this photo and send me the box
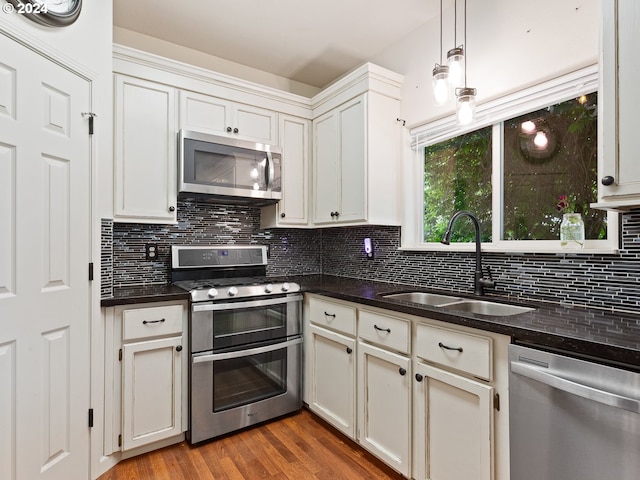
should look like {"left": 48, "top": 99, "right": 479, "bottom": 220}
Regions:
{"left": 114, "top": 75, "right": 177, "bottom": 223}
{"left": 357, "top": 341, "right": 411, "bottom": 477}
{"left": 308, "top": 324, "right": 356, "bottom": 438}
{"left": 599, "top": 0, "right": 640, "bottom": 204}
{"left": 413, "top": 362, "right": 494, "bottom": 480}
{"left": 313, "top": 109, "right": 339, "bottom": 223}
{"left": 276, "top": 114, "right": 310, "bottom": 225}
{"left": 233, "top": 103, "right": 278, "bottom": 144}
{"left": 179, "top": 90, "right": 230, "bottom": 136}
{"left": 337, "top": 95, "right": 366, "bottom": 223}
{"left": 122, "top": 336, "right": 183, "bottom": 450}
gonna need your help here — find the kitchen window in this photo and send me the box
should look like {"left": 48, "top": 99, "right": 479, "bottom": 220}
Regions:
{"left": 405, "top": 66, "right": 618, "bottom": 253}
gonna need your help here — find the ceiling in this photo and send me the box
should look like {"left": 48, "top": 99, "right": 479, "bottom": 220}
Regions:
{"left": 113, "top": 0, "right": 438, "bottom": 89}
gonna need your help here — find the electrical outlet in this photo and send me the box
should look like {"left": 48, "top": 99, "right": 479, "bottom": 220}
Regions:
{"left": 145, "top": 243, "right": 159, "bottom": 261}
{"left": 364, "top": 238, "right": 374, "bottom": 259}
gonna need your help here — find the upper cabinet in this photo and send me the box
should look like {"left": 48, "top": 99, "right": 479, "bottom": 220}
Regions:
{"left": 311, "top": 64, "right": 404, "bottom": 227}
{"left": 179, "top": 90, "right": 278, "bottom": 144}
{"left": 261, "top": 114, "right": 311, "bottom": 228}
{"left": 594, "top": 0, "right": 640, "bottom": 210}
{"left": 113, "top": 75, "right": 178, "bottom": 224}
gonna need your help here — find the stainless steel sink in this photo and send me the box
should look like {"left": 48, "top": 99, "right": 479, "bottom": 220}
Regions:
{"left": 382, "top": 292, "right": 464, "bottom": 306}
{"left": 438, "top": 300, "right": 535, "bottom": 316}
{"left": 382, "top": 292, "right": 535, "bottom": 316}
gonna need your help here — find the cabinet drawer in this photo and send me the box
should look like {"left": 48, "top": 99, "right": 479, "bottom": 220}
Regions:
{"left": 358, "top": 310, "right": 410, "bottom": 354}
{"left": 123, "top": 304, "right": 183, "bottom": 341}
{"left": 415, "top": 324, "right": 493, "bottom": 381}
{"left": 308, "top": 297, "right": 356, "bottom": 336}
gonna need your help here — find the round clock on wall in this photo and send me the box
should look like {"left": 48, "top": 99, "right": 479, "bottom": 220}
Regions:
{"left": 5, "top": 0, "right": 82, "bottom": 27}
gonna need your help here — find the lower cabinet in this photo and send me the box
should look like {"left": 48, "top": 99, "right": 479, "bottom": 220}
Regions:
{"left": 308, "top": 324, "right": 356, "bottom": 438}
{"left": 357, "top": 341, "right": 411, "bottom": 477}
{"left": 104, "top": 301, "right": 188, "bottom": 456}
{"left": 413, "top": 362, "right": 494, "bottom": 480}
{"left": 121, "top": 335, "right": 183, "bottom": 450}
{"left": 304, "top": 294, "right": 510, "bottom": 480}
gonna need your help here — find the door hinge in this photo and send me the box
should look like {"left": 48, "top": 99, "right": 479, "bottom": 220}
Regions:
{"left": 88, "top": 408, "right": 94, "bottom": 428}
{"left": 119, "top": 348, "right": 122, "bottom": 362}
{"left": 88, "top": 262, "right": 94, "bottom": 281}
{"left": 118, "top": 434, "right": 122, "bottom": 448}
{"left": 82, "top": 112, "right": 97, "bottom": 135}
{"left": 494, "top": 392, "right": 501, "bottom": 411}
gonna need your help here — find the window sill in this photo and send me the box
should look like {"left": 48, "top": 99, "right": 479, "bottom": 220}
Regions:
{"left": 398, "top": 241, "right": 619, "bottom": 255}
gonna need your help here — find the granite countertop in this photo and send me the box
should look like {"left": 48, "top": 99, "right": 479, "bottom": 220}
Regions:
{"left": 101, "top": 274, "right": 640, "bottom": 368}
{"left": 101, "top": 284, "right": 190, "bottom": 307}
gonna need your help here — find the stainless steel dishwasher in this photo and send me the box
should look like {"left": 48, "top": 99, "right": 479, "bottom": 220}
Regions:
{"left": 509, "top": 343, "right": 640, "bottom": 480}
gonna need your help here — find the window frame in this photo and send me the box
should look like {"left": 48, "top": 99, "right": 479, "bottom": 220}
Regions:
{"left": 402, "top": 65, "right": 619, "bottom": 253}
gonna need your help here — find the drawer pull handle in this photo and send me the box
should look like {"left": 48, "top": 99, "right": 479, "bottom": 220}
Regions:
{"left": 415, "top": 373, "right": 424, "bottom": 382}
{"left": 374, "top": 324, "right": 391, "bottom": 333}
{"left": 399, "top": 367, "right": 407, "bottom": 376}
{"left": 324, "top": 312, "right": 336, "bottom": 318}
{"left": 142, "top": 318, "right": 166, "bottom": 325}
{"left": 346, "top": 347, "right": 353, "bottom": 354}
{"left": 438, "top": 342, "right": 463, "bottom": 353}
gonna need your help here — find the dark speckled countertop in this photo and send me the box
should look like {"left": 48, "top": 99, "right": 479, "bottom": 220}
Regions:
{"left": 102, "top": 274, "right": 640, "bottom": 369}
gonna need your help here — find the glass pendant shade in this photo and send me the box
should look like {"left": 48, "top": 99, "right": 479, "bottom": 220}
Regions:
{"left": 432, "top": 64, "right": 450, "bottom": 106}
{"left": 456, "top": 87, "right": 477, "bottom": 125}
{"left": 447, "top": 46, "right": 465, "bottom": 89}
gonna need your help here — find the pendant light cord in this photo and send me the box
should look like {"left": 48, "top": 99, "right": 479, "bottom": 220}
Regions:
{"left": 453, "top": 0, "right": 458, "bottom": 47}
{"left": 439, "top": 0, "right": 443, "bottom": 64}
{"left": 463, "top": 0, "right": 467, "bottom": 87}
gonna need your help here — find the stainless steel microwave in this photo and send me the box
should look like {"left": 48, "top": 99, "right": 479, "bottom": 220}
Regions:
{"left": 178, "top": 129, "right": 282, "bottom": 205}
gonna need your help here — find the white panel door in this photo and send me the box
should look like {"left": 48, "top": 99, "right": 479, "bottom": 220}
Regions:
{"left": 312, "top": 110, "right": 339, "bottom": 223}
{"left": 0, "top": 35, "right": 91, "bottom": 480}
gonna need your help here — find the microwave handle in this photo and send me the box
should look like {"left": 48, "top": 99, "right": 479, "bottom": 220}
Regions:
{"left": 265, "top": 151, "right": 274, "bottom": 190}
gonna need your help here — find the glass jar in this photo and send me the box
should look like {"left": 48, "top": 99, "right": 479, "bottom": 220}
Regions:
{"left": 560, "top": 213, "right": 585, "bottom": 249}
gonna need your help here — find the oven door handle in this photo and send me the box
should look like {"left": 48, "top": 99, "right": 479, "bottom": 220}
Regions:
{"left": 193, "top": 336, "right": 303, "bottom": 363}
{"left": 192, "top": 294, "right": 303, "bottom": 312}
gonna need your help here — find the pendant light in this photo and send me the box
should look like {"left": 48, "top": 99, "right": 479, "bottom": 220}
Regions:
{"left": 447, "top": 0, "right": 464, "bottom": 90}
{"left": 432, "top": 0, "right": 449, "bottom": 106}
{"left": 455, "top": 0, "right": 477, "bottom": 125}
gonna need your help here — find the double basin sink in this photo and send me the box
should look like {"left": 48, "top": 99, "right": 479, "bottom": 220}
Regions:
{"left": 382, "top": 292, "right": 535, "bottom": 317}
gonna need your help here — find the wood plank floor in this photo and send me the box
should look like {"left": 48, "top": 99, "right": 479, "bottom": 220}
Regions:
{"left": 98, "top": 409, "right": 405, "bottom": 480}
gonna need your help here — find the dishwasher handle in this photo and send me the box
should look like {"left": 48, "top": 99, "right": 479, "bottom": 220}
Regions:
{"left": 511, "top": 360, "right": 640, "bottom": 414}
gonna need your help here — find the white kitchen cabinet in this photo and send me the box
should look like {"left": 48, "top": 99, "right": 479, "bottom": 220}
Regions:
{"left": 121, "top": 335, "right": 183, "bottom": 450}
{"left": 114, "top": 75, "right": 178, "bottom": 223}
{"left": 312, "top": 90, "right": 402, "bottom": 226}
{"left": 261, "top": 114, "right": 311, "bottom": 227}
{"left": 103, "top": 301, "right": 188, "bottom": 455}
{"left": 179, "top": 90, "right": 277, "bottom": 144}
{"left": 305, "top": 295, "right": 357, "bottom": 438}
{"left": 357, "top": 341, "right": 411, "bottom": 477}
{"left": 413, "top": 362, "right": 494, "bottom": 480}
{"left": 308, "top": 324, "right": 357, "bottom": 438}
{"left": 593, "top": 0, "right": 640, "bottom": 210}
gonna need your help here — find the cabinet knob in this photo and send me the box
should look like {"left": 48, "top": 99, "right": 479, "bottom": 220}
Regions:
{"left": 168, "top": 206, "right": 175, "bottom": 212}
{"left": 233, "top": 128, "right": 239, "bottom": 134}
{"left": 415, "top": 373, "right": 424, "bottom": 382}
{"left": 399, "top": 367, "right": 407, "bottom": 376}
{"left": 176, "top": 345, "right": 183, "bottom": 352}
{"left": 280, "top": 212, "right": 286, "bottom": 218}
{"left": 226, "top": 127, "right": 232, "bottom": 132}
{"left": 346, "top": 347, "right": 353, "bottom": 354}
{"left": 601, "top": 176, "right": 615, "bottom": 186}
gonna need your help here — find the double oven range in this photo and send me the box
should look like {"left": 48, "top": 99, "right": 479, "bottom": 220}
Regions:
{"left": 171, "top": 245, "right": 302, "bottom": 444}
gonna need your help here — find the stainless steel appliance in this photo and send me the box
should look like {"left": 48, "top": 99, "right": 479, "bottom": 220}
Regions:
{"left": 509, "top": 343, "right": 640, "bottom": 480}
{"left": 178, "top": 129, "right": 282, "bottom": 205}
{"left": 171, "top": 245, "right": 302, "bottom": 444}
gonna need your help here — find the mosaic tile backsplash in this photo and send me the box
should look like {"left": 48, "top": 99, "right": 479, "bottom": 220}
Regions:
{"left": 102, "top": 201, "right": 640, "bottom": 314}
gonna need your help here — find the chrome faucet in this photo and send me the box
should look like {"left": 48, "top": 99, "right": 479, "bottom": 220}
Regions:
{"left": 441, "top": 210, "right": 496, "bottom": 295}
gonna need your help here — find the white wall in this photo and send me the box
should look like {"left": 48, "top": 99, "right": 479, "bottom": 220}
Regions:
{"left": 371, "top": 0, "right": 599, "bottom": 128}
